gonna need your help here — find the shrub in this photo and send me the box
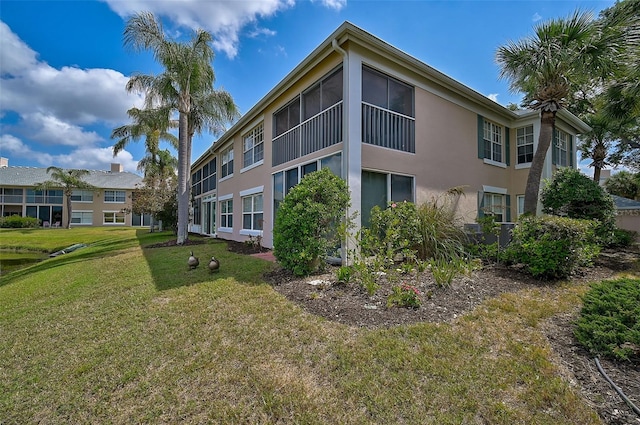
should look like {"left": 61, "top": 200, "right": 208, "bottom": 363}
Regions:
{"left": 610, "top": 228, "right": 637, "bottom": 247}
{"left": 387, "top": 283, "right": 421, "bottom": 309}
{"left": 504, "top": 215, "right": 600, "bottom": 279}
{"left": 541, "top": 167, "right": 616, "bottom": 245}
{"left": 362, "top": 201, "right": 421, "bottom": 262}
{"left": 0, "top": 215, "right": 40, "bottom": 228}
{"left": 361, "top": 189, "right": 468, "bottom": 263}
{"left": 574, "top": 278, "right": 640, "bottom": 362}
{"left": 273, "top": 168, "right": 350, "bottom": 276}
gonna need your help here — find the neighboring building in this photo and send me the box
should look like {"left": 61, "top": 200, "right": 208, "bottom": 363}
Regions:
{"left": 611, "top": 195, "right": 640, "bottom": 236}
{"left": 0, "top": 160, "right": 146, "bottom": 227}
{"left": 189, "top": 22, "right": 590, "bottom": 249}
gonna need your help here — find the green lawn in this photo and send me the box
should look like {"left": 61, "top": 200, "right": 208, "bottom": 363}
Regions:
{"left": 0, "top": 228, "right": 606, "bottom": 424}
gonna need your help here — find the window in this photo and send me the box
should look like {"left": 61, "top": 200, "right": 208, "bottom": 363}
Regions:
{"left": 1, "top": 188, "right": 23, "bottom": 203}
{"left": 274, "top": 97, "right": 301, "bottom": 137}
{"left": 71, "top": 211, "right": 93, "bottom": 225}
{"left": 478, "top": 190, "right": 511, "bottom": 222}
{"left": 483, "top": 193, "right": 505, "bottom": 222}
{"left": 242, "top": 194, "right": 263, "bottom": 231}
{"left": 361, "top": 170, "right": 414, "bottom": 227}
{"left": 517, "top": 195, "right": 525, "bottom": 218}
{"left": 103, "top": 211, "right": 125, "bottom": 224}
{"left": 362, "top": 66, "right": 415, "bottom": 153}
{"left": 220, "top": 199, "right": 233, "bottom": 228}
{"left": 273, "top": 153, "right": 342, "bottom": 218}
{"left": 26, "top": 189, "right": 63, "bottom": 204}
{"left": 71, "top": 189, "right": 93, "bottom": 202}
{"left": 483, "top": 120, "right": 503, "bottom": 163}
{"left": 243, "top": 123, "right": 264, "bottom": 168}
{"left": 192, "top": 169, "right": 202, "bottom": 196}
{"left": 221, "top": 147, "right": 234, "bottom": 178}
{"left": 202, "top": 158, "right": 217, "bottom": 192}
{"left": 302, "top": 68, "right": 343, "bottom": 120}
{"left": 104, "top": 190, "right": 126, "bottom": 203}
{"left": 554, "top": 129, "right": 570, "bottom": 167}
{"left": 516, "top": 125, "right": 534, "bottom": 164}
{"left": 362, "top": 66, "right": 414, "bottom": 117}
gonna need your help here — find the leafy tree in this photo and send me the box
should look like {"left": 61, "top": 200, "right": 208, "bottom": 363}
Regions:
{"left": 35, "top": 167, "right": 97, "bottom": 229}
{"left": 123, "top": 12, "right": 238, "bottom": 244}
{"left": 603, "top": 170, "right": 640, "bottom": 200}
{"left": 273, "top": 168, "right": 350, "bottom": 276}
{"left": 541, "top": 167, "right": 616, "bottom": 244}
{"left": 574, "top": 1, "right": 640, "bottom": 176}
{"left": 496, "top": 10, "right": 620, "bottom": 215}
{"left": 131, "top": 162, "right": 178, "bottom": 233}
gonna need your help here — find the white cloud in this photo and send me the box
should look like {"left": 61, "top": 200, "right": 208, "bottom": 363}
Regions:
{"left": 0, "top": 22, "right": 145, "bottom": 169}
{"left": 487, "top": 93, "right": 499, "bottom": 102}
{"left": 0, "top": 134, "right": 34, "bottom": 157}
{"left": 104, "top": 0, "right": 342, "bottom": 58}
{"left": 48, "top": 146, "right": 139, "bottom": 173}
{"left": 248, "top": 27, "right": 277, "bottom": 38}
{"left": 313, "top": 0, "right": 346, "bottom": 11}
{"left": 532, "top": 13, "right": 542, "bottom": 22}
{"left": 0, "top": 134, "right": 139, "bottom": 172}
{"left": 21, "top": 113, "right": 102, "bottom": 147}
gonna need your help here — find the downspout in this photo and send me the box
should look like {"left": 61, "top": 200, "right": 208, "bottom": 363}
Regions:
{"left": 332, "top": 38, "right": 353, "bottom": 265}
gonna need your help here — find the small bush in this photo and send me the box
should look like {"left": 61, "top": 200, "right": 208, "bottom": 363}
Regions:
{"left": 273, "top": 168, "right": 350, "bottom": 276}
{"left": 610, "top": 228, "right": 637, "bottom": 247}
{"left": 504, "top": 215, "right": 600, "bottom": 279}
{"left": 541, "top": 167, "right": 616, "bottom": 245}
{"left": 387, "top": 283, "right": 421, "bottom": 309}
{"left": 574, "top": 278, "right": 640, "bottom": 362}
{"left": 0, "top": 215, "right": 40, "bottom": 228}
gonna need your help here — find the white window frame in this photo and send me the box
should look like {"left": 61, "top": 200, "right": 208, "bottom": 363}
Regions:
{"left": 218, "top": 197, "right": 233, "bottom": 233}
{"left": 242, "top": 123, "right": 264, "bottom": 171}
{"left": 555, "top": 129, "right": 569, "bottom": 167}
{"left": 517, "top": 195, "right": 525, "bottom": 218}
{"left": 483, "top": 120, "right": 503, "bottom": 165}
{"left": 240, "top": 193, "right": 264, "bottom": 236}
{"left": 221, "top": 147, "right": 234, "bottom": 180}
{"left": 71, "top": 210, "right": 93, "bottom": 225}
{"left": 104, "top": 190, "right": 126, "bottom": 203}
{"left": 483, "top": 193, "right": 506, "bottom": 222}
{"left": 103, "top": 211, "right": 125, "bottom": 224}
{"left": 516, "top": 125, "right": 534, "bottom": 165}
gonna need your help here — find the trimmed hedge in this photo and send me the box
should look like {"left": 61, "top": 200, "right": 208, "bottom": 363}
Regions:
{"left": 0, "top": 215, "right": 40, "bottom": 228}
{"left": 575, "top": 278, "right": 640, "bottom": 362}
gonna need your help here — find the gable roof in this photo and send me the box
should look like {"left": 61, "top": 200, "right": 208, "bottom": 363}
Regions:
{"left": 612, "top": 195, "right": 640, "bottom": 210}
{"left": 0, "top": 166, "right": 143, "bottom": 189}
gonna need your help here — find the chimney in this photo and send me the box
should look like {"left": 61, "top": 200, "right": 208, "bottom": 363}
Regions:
{"left": 110, "top": 163, "right": 124, "bottom": 173}
{"left": 0, "top": 157, "right": 8, "bottom": 168}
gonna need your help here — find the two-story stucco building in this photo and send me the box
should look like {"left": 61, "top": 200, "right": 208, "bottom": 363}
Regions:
{"left": 188, "top": 22, "right": 589, "bottom": 249}
{"left": 0, "top": 160, "right": 146, "bottom": 227}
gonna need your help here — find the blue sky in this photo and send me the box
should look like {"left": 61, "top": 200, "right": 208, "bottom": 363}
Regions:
{"left": 1, "top": 0, "right": 614, "bottom": 174}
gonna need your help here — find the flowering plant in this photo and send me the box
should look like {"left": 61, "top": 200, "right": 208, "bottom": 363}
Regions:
{"left": 387, "top": 283, "right": 421, "bottom": 309}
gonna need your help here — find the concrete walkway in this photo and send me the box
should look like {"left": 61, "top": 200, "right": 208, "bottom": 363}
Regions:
{"left": 250, "top": 251, "right": 277, "bottom": 262}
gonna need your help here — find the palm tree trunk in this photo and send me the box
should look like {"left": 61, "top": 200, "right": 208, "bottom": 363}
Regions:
{"left": 593, "top": 167, "right": 602, "bottom": 184}
{"left": 523, "top": 110, "right": 556, "bottom": 215}
{"left": 65, "top": 192, "right": 73, "bottom": 229}
{"left": 176, "top": 111, "right": 190, "bottom": 244}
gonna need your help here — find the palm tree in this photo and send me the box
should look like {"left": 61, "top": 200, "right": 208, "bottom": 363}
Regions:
{"left": 111, "top": 106, "right": 178, "bottom": 171}
{"left": 123, "top": 12, "right": 238, "bottom": 244}
{"left": 578, "top": 112, "right": 616, "bottom": 182}
{"left": 35, "top": 167, "right": 97, "bottom": 229}
{"left": 496, "top": 10, "right": 620, "bottom": 215}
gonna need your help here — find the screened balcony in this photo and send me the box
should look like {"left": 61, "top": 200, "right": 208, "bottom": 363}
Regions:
{"left": 272, "top": 101, "right": 343, "bottom": 167}
{"left": 362, "top": 103, "right": 415, "bottom": 153}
